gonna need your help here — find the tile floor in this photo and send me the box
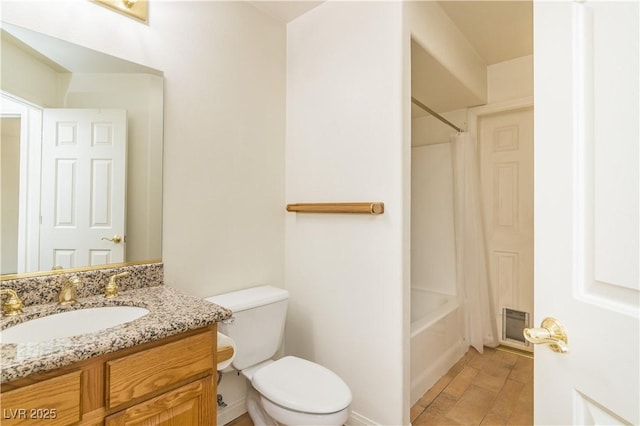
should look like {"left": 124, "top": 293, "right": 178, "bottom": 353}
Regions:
{"left": 225, "top": 346, "right": 533, "bottom": 426}
{"left": 411, "top": 346, "right": 533, "bottom": 425}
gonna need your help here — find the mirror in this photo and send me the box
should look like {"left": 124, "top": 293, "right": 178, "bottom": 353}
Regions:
{"left": 1, "top": 22, "right": 163, "bottom": 277}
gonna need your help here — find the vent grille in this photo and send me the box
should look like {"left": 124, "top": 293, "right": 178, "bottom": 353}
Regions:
{"left": 502, "top": 308, "right": 530, "bottom": 346}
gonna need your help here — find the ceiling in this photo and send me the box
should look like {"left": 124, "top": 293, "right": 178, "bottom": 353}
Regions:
{"left": 248, "top": 1, "right": 325, "bottom": 23}
{"left": 252, "top": 1, "right": 532, "bottom": 66}
{"left": 438, "top": 1, "right": 533, "bottom": 65}
{"left": 1, "top": 22, "right": 162, "bottom": 75}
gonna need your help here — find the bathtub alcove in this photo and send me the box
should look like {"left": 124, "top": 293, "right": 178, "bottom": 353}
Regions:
{"left": 409, "top": 36, "right": 477, "bottom": 404}
{"left": 410, "top": 138, "right": 466, "bottom": 406}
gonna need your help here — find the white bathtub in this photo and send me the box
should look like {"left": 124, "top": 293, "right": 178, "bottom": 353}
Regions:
{"left": 410, "top": 288, "right": 466, "bottom": 406}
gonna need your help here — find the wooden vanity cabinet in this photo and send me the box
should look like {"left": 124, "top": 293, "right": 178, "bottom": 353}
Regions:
{"left": 0, "top": 325, "right": 218, "bottom": 426}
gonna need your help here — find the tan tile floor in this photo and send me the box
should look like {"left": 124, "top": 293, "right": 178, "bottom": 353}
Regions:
{"left": 411, "top": 347, "right": 533, "bottom": 425}
{"left": 225, "top": 346, "right": 533, "bottom": 426}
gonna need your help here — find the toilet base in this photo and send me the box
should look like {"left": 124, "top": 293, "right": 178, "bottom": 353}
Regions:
{"left": 261, "top": 396, "right": 349, "bottom": 426}
{"left": 246, "top": 385, "right": 350, "bottom": 426}
{"left": 246, "top": 387, "right": 277, "bottom": 426}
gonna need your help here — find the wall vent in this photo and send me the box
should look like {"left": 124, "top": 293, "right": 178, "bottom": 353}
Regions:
{"left": 502, "top": 308, "right": 530, "bottom": 346}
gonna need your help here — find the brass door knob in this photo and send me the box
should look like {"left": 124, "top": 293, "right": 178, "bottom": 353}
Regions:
{"left": 523, "top": 317, "right": 568, "bottom": 353}
{"left": 101, "top": 235, "right": 122, "bottom": 244}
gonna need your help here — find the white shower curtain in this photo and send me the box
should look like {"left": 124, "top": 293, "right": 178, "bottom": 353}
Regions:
{"left": 450, "top": 132, "right": 498, "bottom": 353}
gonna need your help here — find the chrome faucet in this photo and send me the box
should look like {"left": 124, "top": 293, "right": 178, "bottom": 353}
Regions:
{"left": 0, "top": 289, "right": 24, "bottom": 316}
{"left": 58, "top": 276, "right": 81, "bottom": 305}
{"left": 105, "top": 271, "right": 130, "bottom": 299}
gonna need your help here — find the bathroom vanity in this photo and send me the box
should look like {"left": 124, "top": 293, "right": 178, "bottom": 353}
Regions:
{"left": 2, "top": 327, "right": 216, "bottom": 425}
{"left": 0, "top": 263, "right": 232, "bottom": 425}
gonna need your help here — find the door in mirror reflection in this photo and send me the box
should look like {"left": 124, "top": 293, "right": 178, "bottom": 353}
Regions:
{"left": 39, "top": 108, "right": 127, "bottom": 270}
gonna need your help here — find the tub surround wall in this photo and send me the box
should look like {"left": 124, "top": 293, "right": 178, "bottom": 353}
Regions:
{"left": 411, "top": 143, "right": 457, "bottom": 296}
{"left": 409, "top": 289, "right": 464, "bottom": 406}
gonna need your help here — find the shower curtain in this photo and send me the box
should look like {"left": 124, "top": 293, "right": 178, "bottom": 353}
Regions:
{"left": 450, "top": 132, "right": 498, "bottom": 353}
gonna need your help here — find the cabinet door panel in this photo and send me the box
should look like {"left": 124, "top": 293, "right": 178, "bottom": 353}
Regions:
{"left": 0, "top": 371, "right": 81, "bottom": 426}
{"left": 105, "top": 376, "right": 214, "bottom": 426}
{"left": 106, "top": 331, "right": 214, "bottom": 409}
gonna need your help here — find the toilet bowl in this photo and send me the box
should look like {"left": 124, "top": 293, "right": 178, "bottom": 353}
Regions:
{"left": 206, "top": 286, "right": 351, "bottom": 426}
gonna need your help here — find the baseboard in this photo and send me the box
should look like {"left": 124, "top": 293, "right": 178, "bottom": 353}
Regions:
{"left": 347, "top": 411, "right": 382, "bottom": 426}
{"left": 496, "top": 344, "right": 534, "bottom": 359}
{"left": 217, "top": 397, "right": 247, "bottom": 425}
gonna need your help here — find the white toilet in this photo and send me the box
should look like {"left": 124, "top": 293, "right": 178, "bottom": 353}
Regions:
{"left": 206, "top": 285, "right": 352, "bottom": 426}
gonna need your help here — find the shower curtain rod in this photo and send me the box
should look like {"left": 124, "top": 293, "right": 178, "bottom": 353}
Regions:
{"left": 411, "top": 96, "right": 463, "bottom": 133}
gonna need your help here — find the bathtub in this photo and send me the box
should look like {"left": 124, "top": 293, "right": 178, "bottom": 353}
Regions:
{"left": 410, "top": 288, "right": 466, "bottom": 406}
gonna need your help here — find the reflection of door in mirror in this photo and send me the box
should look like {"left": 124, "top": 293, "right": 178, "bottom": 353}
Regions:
{"left": 1, "top": 94, "right": 128, "bottom": 274}
{"left": 40, "top": 108, "right": 127, "bottom": 270}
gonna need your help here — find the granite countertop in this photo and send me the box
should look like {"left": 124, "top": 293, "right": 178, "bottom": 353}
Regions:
{"left": 0, "top": 285, "right": 232, "bottom": 383}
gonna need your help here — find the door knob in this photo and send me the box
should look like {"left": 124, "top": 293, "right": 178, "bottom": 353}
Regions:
{"left": 101, "top": 235, "right": 122, "bottom": 244}
{"left": 523, "top": 317, "right": 568, "bottom": 353}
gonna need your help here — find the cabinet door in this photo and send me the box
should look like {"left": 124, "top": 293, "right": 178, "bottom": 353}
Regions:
{"left": 106, "top": 331, "right": 214, "bottom": 409}
{"left": 105, "top": 376, "right": 214, "bottom": 426}
{"left": 0, "top": 371, "right": 81, "bottom": 426}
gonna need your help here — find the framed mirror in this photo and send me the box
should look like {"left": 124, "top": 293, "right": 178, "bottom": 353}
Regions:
{"left": 1, "top": 22, "right": 163, "bottom": 278}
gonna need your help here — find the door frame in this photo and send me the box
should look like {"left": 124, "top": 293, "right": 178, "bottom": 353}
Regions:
{"left": 467, "top": 96, "right": 534, "bottom": 137}
{"left": 467, "top": 95, "right": 535, "bottom": 348}
{"left": 1, "top": 91, "right": 43, "bottom": 273}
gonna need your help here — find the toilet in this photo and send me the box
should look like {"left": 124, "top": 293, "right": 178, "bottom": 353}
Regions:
{"left": 206, "top": 285, "right": 352, "bottom": 426}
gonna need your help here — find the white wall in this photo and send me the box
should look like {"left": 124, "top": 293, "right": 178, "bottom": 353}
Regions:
{"left": 285, "top": 2, "right": 406, "bottom": 425}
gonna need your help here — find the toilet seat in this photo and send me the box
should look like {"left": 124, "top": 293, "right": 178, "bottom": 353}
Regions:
{"left": 251, "top": 356, "right": 352, "bottom": 414}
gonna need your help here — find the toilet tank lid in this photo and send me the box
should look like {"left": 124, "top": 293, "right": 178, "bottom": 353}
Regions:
{"left": 206, "top": 285, "right": 288, "bottom": 312}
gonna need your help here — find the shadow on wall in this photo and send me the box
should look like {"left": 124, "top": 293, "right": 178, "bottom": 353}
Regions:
{"left": 285, "top": 304, "right": 315, "bottom": 359}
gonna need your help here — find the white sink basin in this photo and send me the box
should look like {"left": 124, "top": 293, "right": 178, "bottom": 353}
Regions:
{"left": 0, "top": 306, "right": 150, "bottom": 344}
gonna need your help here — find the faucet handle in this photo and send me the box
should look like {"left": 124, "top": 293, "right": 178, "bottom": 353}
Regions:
{"left": 58, "top": 276, "right": 81, "bottom": 306}
{"left": 68, "top": 275, "right": 82, "bottom": 287}
{"left": 0, "top": 289, "right": 24, "bottom": 316}
{"left": 105, "top": 271, "right": 130, "bottom": 299}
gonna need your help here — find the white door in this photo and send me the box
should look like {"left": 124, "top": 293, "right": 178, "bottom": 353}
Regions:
{"left": 40, "top": 109, "right": 127, "bottom": 270}
{"left": 533, "top": 2, "right": 639, "bottom": 425}
{"left": 479, "top": 107, "right": 534, "bottom": 348}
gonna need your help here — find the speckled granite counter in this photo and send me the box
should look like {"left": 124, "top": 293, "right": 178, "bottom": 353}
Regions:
{"left": 0, "top": 265, "right": 232, "bottom": 383}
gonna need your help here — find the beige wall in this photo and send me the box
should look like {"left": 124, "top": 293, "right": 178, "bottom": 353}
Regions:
{"left": 0, "top": 34, "right": 64, "bottom": 107}
{"left": 488, "top": 55, "right": 533, "bottom": 103}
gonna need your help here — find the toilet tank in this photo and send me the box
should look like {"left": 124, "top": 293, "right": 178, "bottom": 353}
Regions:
{"left": 206, "top": 285, "right": 288, "bottom": 371}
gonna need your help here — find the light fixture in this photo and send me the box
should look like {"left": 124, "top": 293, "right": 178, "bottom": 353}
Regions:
{"left": 94, "top": 0, "right": 148, "bottom": 22}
